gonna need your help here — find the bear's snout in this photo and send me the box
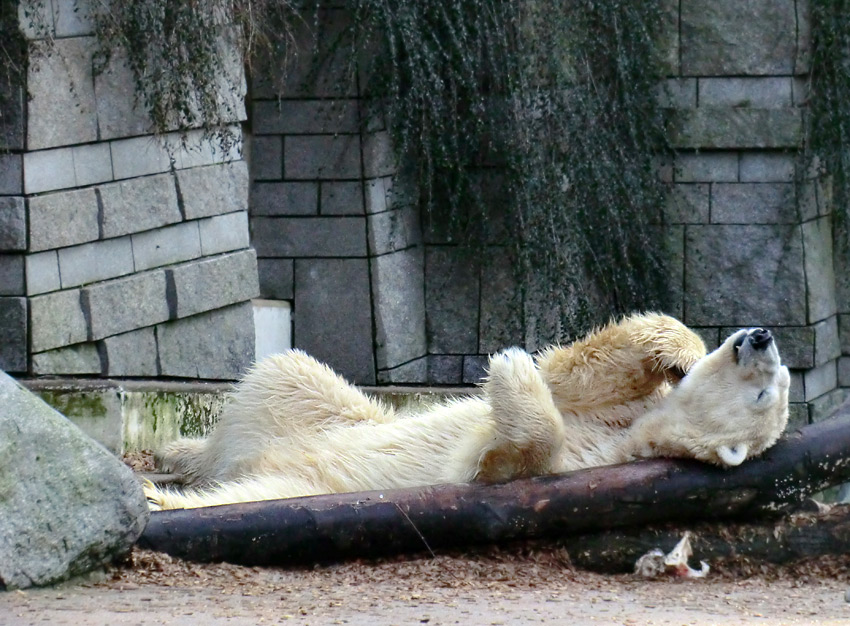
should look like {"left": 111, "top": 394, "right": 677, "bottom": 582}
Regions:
{"left": 749, "top": 328, "right": 773, "bottom": 351}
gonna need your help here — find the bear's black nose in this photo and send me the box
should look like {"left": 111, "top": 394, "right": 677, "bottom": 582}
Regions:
{"left": 749, "top": 328, "right": 773, "bottom": 350}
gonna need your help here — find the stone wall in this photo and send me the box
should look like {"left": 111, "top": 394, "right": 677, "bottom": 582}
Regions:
{"left": 0, "top": 0, "right": 258, "bottom": 379}
{"left": 662, "top": 0, "right": 844, "bottom": 425}
{"left": 248, "top": 0, "right": 849, "bottom": 425}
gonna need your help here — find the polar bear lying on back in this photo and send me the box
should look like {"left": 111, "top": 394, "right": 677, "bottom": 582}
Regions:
{"left": 145, "top": 313, "right": 790, "bottom": 510}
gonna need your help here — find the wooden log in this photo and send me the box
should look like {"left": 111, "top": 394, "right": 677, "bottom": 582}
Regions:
{"left": 563, "top": 503, "right": 850, "bottom": 573}
{"left": 138, "top": 407, "right": 850, "bottom": 566}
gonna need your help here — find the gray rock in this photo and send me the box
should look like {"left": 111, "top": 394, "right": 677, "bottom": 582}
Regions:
{"left": 28, "top": 188, "right": 100, "bottom": 252}
{"left": 157, "top": 303, "right": 255, "bottom": 380}
{"left": 681, "top": 0, "right": 797, "bottom": 75}
{"left": 427, "top": 355, "right": 463, "bottom": 385}
{"left": 0, "top": 254, "right": 24, "bottom": 295}
{"left": 0, "top": 297, "right": 26, "bottom": 372}
{"left": 463, "top": 355, "right": 488, "bottom": 384}
{"left": 251, "top": 182, "right": 318, "bottom": 216}
{"left": 698, "top": 77, "right": 793, "bottom": 108}
{"left": 257, "top": 258, "right": 294, "bottom": 300}
{"left": 667, "top": 108, "right": 802, "bottom": 150}
{"left": 83, "top": 270, "right": 170, "bottom": 340}
{"left": 251, "top": 216, "right": 367, "bottom": 257}
{"left": 294, "top": 258, "right": 375, "bottom": 384}
{"left": 30, "top": 289, "right": 88, "bottom": 352}
{"left": 0, "top": 85, "right": 24, "bottom": 151}
{"left": 98, "top": 174, "right": 181, "bottom": 238}
{"left": 479, "top": 253, "right": 523, "bottom": 354}
{"left": 284, "top": 135, "right": 361, "bottom": 179}
{"left": 368, "top": 206, "right": 421, "bottom": 255}
{"left": 132, "top": 221, "right": 202, "bottom": 272}
{"left": 711, "top": 183, "right": 796, "bottom": 224}
{"left": 0, "top": 197, "right": 25, "bottom": 251}
{"left": 372, "top": 249, "right": 426, "bottom": 370}
{"left": 32, "top": 343, "right": 102, "bottom": 375}
{"left": 253, "top": 99, "right": 359, "bottom": 135}
{"left": 684, "top": 225, "right": 806, "bottom": 326}
{"left": 426, "top": 247, "right": 480, "bottom": 354}
{"left": 674, "top": 152, "right": 738, "bottom": 183}
{"left": 93, "top": 50, "right": 153, "bottom": 140}
{"left": 0, "top": 370, "right": 148, "bottom": 589}
{"left": 377, "top": 357, "right": 428, "bottom": 384}
{"left": 250, "top": 136, "right": 282, "bottom": 181}
{"left": 57, "top": 237, "right": 135, "bottom": 289}
{"left": 803, "top": 217, "right": 837, "bottom": 323}
{"left": 167, "top": 250, "right": 259, "bottom": 319}
{"left": 177, "top": 162, "right": 249, "bottom": 220}
{"left": 321, "top": 181, "right": 364, "bottom": 215}
{"left": 814, "top": 316, "right": 841, "bottom": 367}
{"left": 0, "top": 154, "right": 22, "bottom": 195}
{"left": 665, "top": 183, "right": 709, "bottom": 224}
{"left": 101, "top": 327, "right": 159, "bottom": 377}
{"left": 804, "top": 360, "right": 838, "bottom": 402}
{"left": 739, "top": 153, "right": 796, "bottom": 182}
{"left": 769, "top": 326, "right": 815, "bottom": 369}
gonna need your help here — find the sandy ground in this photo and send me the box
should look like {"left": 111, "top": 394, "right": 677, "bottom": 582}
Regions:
{"left": 4, "top": 547, "right": 850, "bottom": 626}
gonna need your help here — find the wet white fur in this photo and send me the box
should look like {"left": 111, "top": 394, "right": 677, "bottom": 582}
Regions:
{"left": 146, "top": 314, "right": 789, "bottom": 510}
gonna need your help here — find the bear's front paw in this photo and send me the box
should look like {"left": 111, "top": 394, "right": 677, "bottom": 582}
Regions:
{"left": 487, "top": 347, "right": 537, "bottom": 382}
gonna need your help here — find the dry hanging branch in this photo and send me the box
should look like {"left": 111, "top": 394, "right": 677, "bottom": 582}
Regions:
{"left": 138, "top": 405, "right": 850, "bottom": 566}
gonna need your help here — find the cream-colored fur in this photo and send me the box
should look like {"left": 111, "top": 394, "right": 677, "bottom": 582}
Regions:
{"left": 145, "top": 313, "right": 789, "bottom": 510}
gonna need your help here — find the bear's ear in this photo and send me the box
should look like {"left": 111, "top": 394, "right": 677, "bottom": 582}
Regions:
{"left": 717, "top": 443, "right": 748, "bottom": 466}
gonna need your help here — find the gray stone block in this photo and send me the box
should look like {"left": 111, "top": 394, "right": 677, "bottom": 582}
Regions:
{"left": 23, "top": 147, "right": 75, "bottom": 193}
{"left": 158, "top": 303, "right": 256, "bottom": 380}
{"left": 804, "top": 360, "right": 837, "bottom": 402}
{"left": 787, "top": 402, "right": 809, "bottom": 429}
{"left": 839, "top": 356, "right": 850, "bottom": 388}
{"left": 0, "top": 154, "right": 22, "bottom": 195}
{"left": 294, "top": 258, "right": 375, "bottom": 384}
{"left": 0, "top": 254, "right": 24, "bottom": 295}
{"left": 177, "top": 161, "right": 249, "bottom": 220}
{"left": 58, "top": 237, "right": 135, "bottom": 289}
{"left": 698, "top": 78, "right": 793, "bottom": 108}
{"left": 0, "top": 197, "right": 25, "bottom": 250}
{"left": 173, "top": 127, "right": 243, "bottom": 170}
{"left": 368, "top": 206, "right": 421, "bottom": 256}
{"left": 0, "top": 84, "right": 24, "bottom": 151}
{"left": 711, "top": 183, "right": 796, "bottom": 224}
{"left": 93, "top": 50, "right": 153, "bottom": 140}
{"left": 658, "top": 0, "right": 679, "bottom": 75}
{"left": 668, "top": 109, "right": 802, "bottom": 150}
{"left": 167, "top": 250, "right": 259, "bottom": 319}
{"left": 793, "top": 77, "right": 810, "bottom": 106}
{"left": 72, "top": 143, "right": 113, "bottom": 187}
{"left": 284, "top": 135, "right": 361, "bottom": 179}
{"left": 54, "top": 0, "right": 95, "bottom": 36}
{"left": 479, "top": 253, "right": 522, "bottom": 353}
{"left": 841, "top": 314, "right": 850, "bottom": 355}
{"left": 199, "top": 211, "right": 250, "bottom": 256}
{"left": 681, "top": 0, "right": 797, "bottom": 75}
{"left": 25, "top": 251, "right": 60, "bottom": 296}
{"left": 803, "top": 217, "right": 837, "bottom": 323}
{"left": 250, "top": 136, "right": 282, "bottom": 180}
{"left": 656, "top": 79, "right": 696, "bottom": 109}
{"left": 674, "top": 152, "right": 738, "bottom": 182}
{"left": 83, "top": 270, "right": 170, "bottom": 340}
{"left": 321, "top": 181, "right": 364, "bottom": 215}
{"left": 251, "top": 182, "right": 318, "bottom": 216}
{"left": 29, "top": 188, "right": 99, "bottom": 252}
{"left": 463, "top": 356, "right": 488, "bottom": 384}
{"left": 428, "top": 355, "right": 463, "bottom": 385}
{"left": 372, "top": 249, "right": 426, "bottom": 369}
{"left": 814, "top": 316, "right": 841, "bottom": 366}
{"left": 132, "top": 221, "right": 202, "bottom": 271}
{"left": 770, "top": 326, "right": 814, "bottom": 369}
{"left": 665, "top": 184, "right": 709, "bottom": 224}
{"left": 684, "top": 225, "right": 805, "bottom": 326}
{"left": 32, "top": 344, "right": 102, "bottom": 375}
{"left": 362, "top": 132, "right": 396, "bottom": 178}
{"left": 426, "top": 247, "right": 480, "bottom": 354}
{"left": 691, "top": 326, "right": 721, "bottom": 350}
{"left": 258, "top": 258, "right": 294, "bottom": 300}
{"left": 0, "top": 370, "right": 148, "bottom": 589}
{"left": 98, "top": 174, "right": 181, "bottom": 237}
{"left": 365, "top": 177, "right": 390, "bottom": 214}
{"left": 788, "top": 371, "right": 804, "bottom": 403}
{"left": 109, "top": 135, "right": 171, "bottom": 180}
{"left": 809, "top": 388, "right": 848, "bottom": 423}
{"left": 377, "top": 357, "right": 428, "bottom": 384}
{"left": 30, "top": 289, "right": 88, "bottom": 352}
{"left": 27, "top": 37, "right": 98, "bottom": 150}
{"left": 101, "top": 327, "right": 159, "bottom": 377}
{"left": 739, "top": 153, "right": 796, "bottom": 182}
{"left": 252, "top": 216, "right": 367, "bottom": 257}
{"left": 0, "top": 297, "right": 26, "bottom": 371}
{"left": 253, "top": 100, "right": 359, "bottom": 135}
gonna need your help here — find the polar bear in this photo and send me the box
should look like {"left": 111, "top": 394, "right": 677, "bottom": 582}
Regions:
{"left": 145, "top": 313, "right": 790, "bottom": 510}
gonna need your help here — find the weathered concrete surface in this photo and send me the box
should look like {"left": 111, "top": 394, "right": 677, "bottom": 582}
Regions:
{"left": 0, "top": 370, "right": 148, "bottom": 589}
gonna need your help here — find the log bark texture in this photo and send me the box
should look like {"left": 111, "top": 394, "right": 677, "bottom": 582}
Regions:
{"left": 138, "top": 408, "right": 850, "bottom": 566}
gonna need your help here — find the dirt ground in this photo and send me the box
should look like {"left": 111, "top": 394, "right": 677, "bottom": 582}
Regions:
{"left": 4, "top": 546, "right": 850, "bottom": 626}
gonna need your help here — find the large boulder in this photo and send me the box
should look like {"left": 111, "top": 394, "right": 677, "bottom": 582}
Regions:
{"left": 0, "top": 370, "right": 149, "bottom": 589}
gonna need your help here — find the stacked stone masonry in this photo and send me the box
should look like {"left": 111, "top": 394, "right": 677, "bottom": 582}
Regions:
{"left": 0, "top": 0, "right": 257, "bottom": 379}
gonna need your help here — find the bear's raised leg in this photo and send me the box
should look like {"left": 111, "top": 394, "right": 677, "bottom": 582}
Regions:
{"left": 536, "top": 313, "right": 707, "bottom": 425}
{"left": 477, "top": 348, "right": 565, "bottom": 482}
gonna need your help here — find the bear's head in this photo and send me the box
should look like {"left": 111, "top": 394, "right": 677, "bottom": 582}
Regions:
{"left": 628, "top": 327, "right": 790, "bottom": 467}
